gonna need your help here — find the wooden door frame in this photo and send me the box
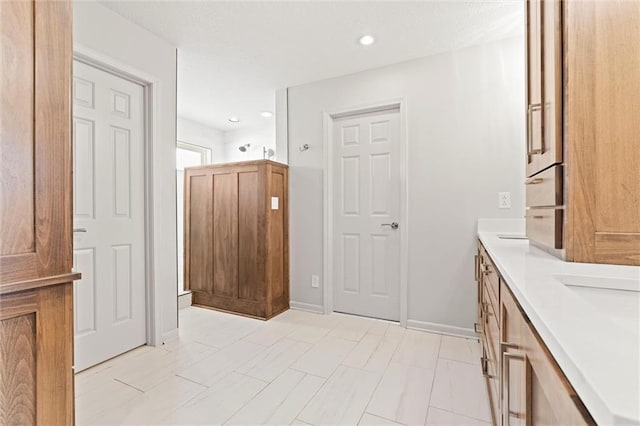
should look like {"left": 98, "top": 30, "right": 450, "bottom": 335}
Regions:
{"left": 72, "top": 44, "right": 161, "bottom": 346}
{"left": 322, "top": 98, "right": 409, "bottom": 326}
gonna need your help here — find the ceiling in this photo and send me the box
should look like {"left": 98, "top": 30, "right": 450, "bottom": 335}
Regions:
{"left": 99, "top": 1, "right": 524, "bottom": 131}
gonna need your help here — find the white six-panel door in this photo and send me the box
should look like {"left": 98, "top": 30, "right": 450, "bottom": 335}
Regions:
{"left": 72, "top": 61, "right": 146, "bottom": 371}
{"left": 332, "top": 107, "right": 401, "bottom": 321}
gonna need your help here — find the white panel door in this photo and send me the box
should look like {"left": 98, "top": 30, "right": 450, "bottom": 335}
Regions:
{"left": 73, "top": 60, "right": 146, "bottom": 371}
{"left": 333, "top": 108, "right": 401, "bottom": 321}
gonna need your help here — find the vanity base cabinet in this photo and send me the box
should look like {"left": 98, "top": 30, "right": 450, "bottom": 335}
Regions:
{"left": 476, "top": 243, "right": 501, "bottom": 425}
{"left": 184, "top": 160, "right": 289, "bottom": 320}
{"left": 522, "top": 310, "right": 593, "bottom": 426}
{"left": 476, "top": 241, "right": 595, "bottom": 426}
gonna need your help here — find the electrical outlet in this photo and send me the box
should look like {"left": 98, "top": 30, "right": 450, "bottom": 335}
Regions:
{"left": 311, "top": 275, "right": 319, "bottom": 288}
{"left": 498, "top": 192, "right": 511, "bottom": 209}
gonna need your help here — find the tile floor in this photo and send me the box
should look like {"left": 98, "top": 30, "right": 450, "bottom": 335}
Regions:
{"left": 75, "top": 307, "right": 491, "bottom": 426}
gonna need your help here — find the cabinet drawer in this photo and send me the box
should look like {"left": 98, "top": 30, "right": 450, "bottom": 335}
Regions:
{"left": 479, "top": 248, "right": 499, "bottom": 308}
{"left": 483, "top": 279, "right": 499, "bottom": 326}
{"left": 523, "top": 319, "right": 593, "bottom": 425}
{"left": 526, "top": 208, "right": 563, "bottom": 249}
{"left": 526, "top": 165, "right": 563, "bottom": 207}
{"left": 484, "top": 283, "right": 500, "bottom": 368}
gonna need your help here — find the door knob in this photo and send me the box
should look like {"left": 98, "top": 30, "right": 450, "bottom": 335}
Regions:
{"left": 381, "top": 222, "right": 399, "bottom": 230}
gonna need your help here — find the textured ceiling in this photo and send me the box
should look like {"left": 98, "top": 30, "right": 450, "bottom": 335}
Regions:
{"left": 98, "top": 0, "right": 524, "bottom": 131}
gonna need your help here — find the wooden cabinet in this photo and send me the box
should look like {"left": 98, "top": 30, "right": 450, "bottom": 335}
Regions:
{"left": 500, "top": 284, "right": 528, "bottom": 426}
{"left": 563, "top": 0, "right": 640, "bottom": 265}
{"left": 525, "top": 0, "right": 564, "bottom": 252}
{"left": 525, "top": 0, "right": 542, "bottom": 174}
{"left": 0, "top": 0, "right": 79, "bottom": 423}
{"left": 476, "top": 242, "right": 594, "bottom": 426}
{"left": 502, "top": 282, "right": 593, "bottom": 426}
{"left": 476, "top": 243, "right": 501, "bottom": 425}
{"left": 525, "top": 0, "right": 562, "bottom": 178}
{"left": 521, "top": 307, "right": 593, "bottom": 425}
{"left": 525, "top": 0, "right": 640, "bottom": 265}
{"left": 184, "top": 160, "right": 289, "bottom": 320}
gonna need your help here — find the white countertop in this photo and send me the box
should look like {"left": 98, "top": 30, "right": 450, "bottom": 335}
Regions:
{"left": 477, "top": 219, "right": 640, "bottom": 425}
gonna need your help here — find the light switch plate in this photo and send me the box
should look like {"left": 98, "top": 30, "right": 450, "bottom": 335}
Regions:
{"left": 271, "top": 196, "right": 279, "bottom": 210}
{"left": 498, "top": 192, "right": 511, "bottom": 209}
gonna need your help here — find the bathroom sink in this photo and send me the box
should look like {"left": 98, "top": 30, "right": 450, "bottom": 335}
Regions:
{"left": 554, "top": 274, "right": 640, "bottom": 293}
{"left": 497, "top": 233, "right": 528, "bottom": 240}
{"left": 554, "top": 274, "right": 640, "bottom": 331}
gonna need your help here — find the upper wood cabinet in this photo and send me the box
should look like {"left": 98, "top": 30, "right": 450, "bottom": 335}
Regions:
{"left": 525, "top": 0, "right": 640, "bottom": 265}
{"left": 1, "top": 0, "right": 74, "bottom": 283}
{"left": 525, "top": 0, "right": 563, "bottom": 178}
{"left": 1, "top": 0, "right": 78, "bottom": 424}
{"left": 184, "top": 160, "right": 289, "bottom": 320}
{"left": 564, "top": 0, "right": 640, "bottom": 265}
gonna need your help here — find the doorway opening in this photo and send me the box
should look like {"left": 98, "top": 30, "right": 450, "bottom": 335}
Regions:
{"left": 176, "top": 142, "right": 212, "bottom": 295}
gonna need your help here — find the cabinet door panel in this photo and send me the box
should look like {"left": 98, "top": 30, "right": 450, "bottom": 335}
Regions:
{"left": 0, "top": 0, "right": 35, "bottom": 257}
{"left": 238, "top": 171, "right": 261, "bottom": 302}
{"left": 525, "top": 0, "right": 543, "bottom": 175}
{"left": 0, "top": 313, "right": 36, "bottom": 425}
{"left": 0, "top": 285, "right": 74, "bottom": 425}
{"left": 565, "top": 0, "right": 640, "bottom": 265}
{"left": 501, "top": 284, "right": 527, "bottom": 426}
{"left": 0, "top": 0, "right": 73, "bottom": 284}
{"left": 212, "top": 172, "right": 239, "bottom": 298}
{"left": 523, "top": 317, "right": 593, "bottom": 425}
{"left": 526, "top": 0, "right": 563, "bottom": 177}
{"left": 540, "top": 0, "right": 563, "bottom": 168}
{"left": 186, "top": 173, "right": 213, "bottom": 293}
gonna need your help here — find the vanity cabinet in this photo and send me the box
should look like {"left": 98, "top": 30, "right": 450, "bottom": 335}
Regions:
{"left": 476, "top": 242, "right": 594, "bottom": 425}
{"left": 524, "top": 0, "right": 640, "bottom": 265}
{"left": 476, "top": 243, "right": 501, "bottom": 424}
{"left": 0, "top": 0, "right": 79, "bottom": 423}
{"left": 184, "top": 160, "right": 289, "bottom": 320}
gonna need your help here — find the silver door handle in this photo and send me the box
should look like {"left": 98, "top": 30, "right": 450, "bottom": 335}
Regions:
{"left": 381, "top": 222, "right": 399, "bottom": 230}
{"left": 73, "top": 228, "right": 87, "bottom": 233}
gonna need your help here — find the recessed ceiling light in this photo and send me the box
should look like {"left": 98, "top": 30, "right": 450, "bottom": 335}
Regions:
{"left": 358, "top": 35, "right": 375, "bottom": 46}
{"left": 228, "top": 116, "right": 240, "bottom": 123}
{"left": 260, "top": 111, "right": 273, "bottom": 118}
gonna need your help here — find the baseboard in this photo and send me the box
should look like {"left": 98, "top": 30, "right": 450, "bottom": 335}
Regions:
{"left": 406, "top": 319, "right": 478, "bottom": 339}
{"left": 289, "top": 301, "right": 324, "bottom": 314}
{"left": 178, "top": 292, "right": 192, "bottom": 310}
{"left": 161, "top": 328, "right": 179, "bottom": 344}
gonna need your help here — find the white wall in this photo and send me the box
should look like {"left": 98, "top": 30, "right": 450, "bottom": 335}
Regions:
{"left": 287, "top": 36, "right": 525, "bottom": 333}
{"left": 275, "top": 88, "right": 289, "bottom": 164}
{"left": 223, "top": 123, "right": 276, "bottom": 162}
{"left": 74, "top": 1, "right": 179, "bottom": 344}
{"left": 177, "top": 117, "right": 225, "bottom": 163}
